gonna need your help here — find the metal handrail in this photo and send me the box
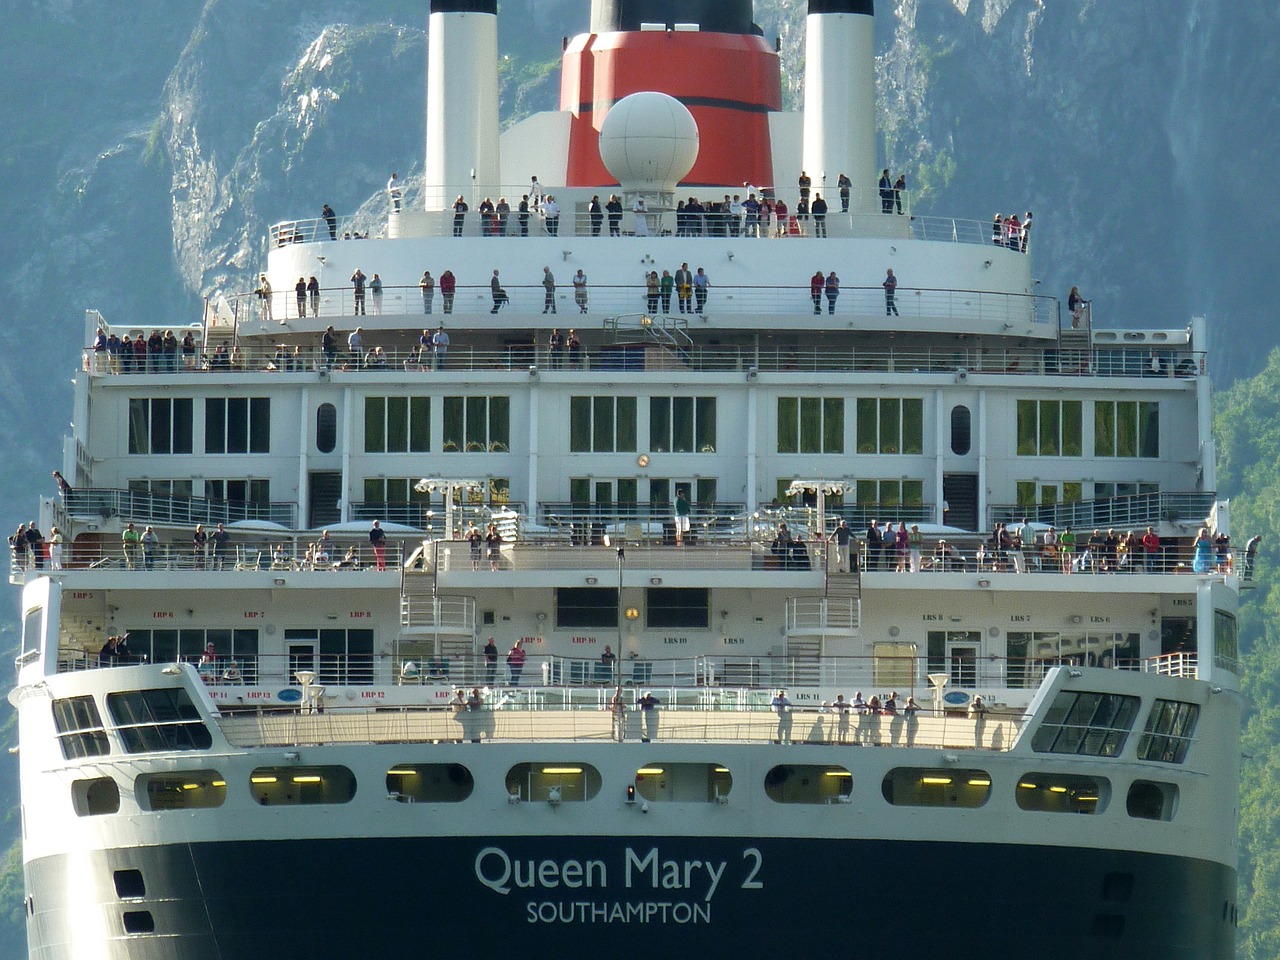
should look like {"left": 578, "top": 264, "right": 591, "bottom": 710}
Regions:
{"left": 64, "top": 488, "right": 298, "bottom": 528}
{"left": 200, "top": 283, "right": 1060, "bottom": 326}
{"left": 987, "top": 492, "right": 1218, "bottom": 531}
{"left": 82, "top": 342, "right": 1207, "bottom": 380}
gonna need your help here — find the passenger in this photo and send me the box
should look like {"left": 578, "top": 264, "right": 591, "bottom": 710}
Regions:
{"left": 222, "top": 661, "right": 243, "bottom": 684}
{"left": 636, "top": 690, "right": 660, "bottom": 743}
{"left": 1059, "top": 528, "right": 1076, "bottom": 573}
{"left": 882, "top": 692, "right": 899, "bottom": 715}
{"left": 832, "top": 695, "right": 852, "bottom": 744}
{"left": 506, "top": 640, "right": 527, "bottom": 686}
{"left": 772, "top": 689, "right": 793, "bottom": 744}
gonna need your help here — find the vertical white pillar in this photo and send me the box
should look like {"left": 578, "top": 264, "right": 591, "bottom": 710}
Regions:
{"left": 425, "top": 2, "right": 500, "bottom": 211}
{"left": 803, "top": 4, "right": 877, "bottom": 212}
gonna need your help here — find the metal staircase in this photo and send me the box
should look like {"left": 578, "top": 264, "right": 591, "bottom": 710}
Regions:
{"left": 605, "top": 313, "right": 693, "bottom": 365}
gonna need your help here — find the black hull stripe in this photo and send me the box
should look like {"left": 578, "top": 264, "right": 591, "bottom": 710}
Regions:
{"left": 24, "top": 836, "right": 1235, "bottom": 960}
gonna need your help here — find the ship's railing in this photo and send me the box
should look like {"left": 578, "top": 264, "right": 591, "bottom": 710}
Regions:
{"left": 80, "top": 342, "right": 1207, "bottom": 381}
{"left": 206, "top": 283, "right": 1058, "bottom": 326}
{"left": 269, "top": 187, "right": 1031, "bottom": 248}
{"left": 215, "top": 702, "right": 1026, "bottom": 752}
{"left": 988, "top": 492, "right": 1218, "bottom": 532}
{"left": 54, "top": 650, "right": 1199, "bottom": 693}
{"left": 10, "top": 526, "right": 1223, "bottom": 586}
{"left": 12, "top": 538, "right": 406, "bottom": 579}
{"left": 349, "top": 500, "right": 528, "bottom": 529}
{"left": 64, "top": 488, "right": 298, "bottom": 528}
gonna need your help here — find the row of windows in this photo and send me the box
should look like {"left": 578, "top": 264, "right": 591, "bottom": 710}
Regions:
{"left": 128, "top": 398, "right": 270, "bottom": 455}
{"left": 54, "top": 688, "right": 211, "bottom": 760}
{"left": 126, "top": 395, "right": 1160, "bottom": 462}
{"left": 1016, "top": 400, "right": 1160, "bottom": 458}
{"left": 70, "top": 762, "right": 1180, "bottom": 823}
{"left": 1032, "top": 691, "right": 1200, "bottom": 764}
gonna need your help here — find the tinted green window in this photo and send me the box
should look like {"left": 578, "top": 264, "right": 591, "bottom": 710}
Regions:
{"left": 570, "top": 397, "right": 591, "bottom": 452}
{"left": 650, "top": 396, "right": 672, "bottom": 451}
{"left": 778, "top": 397, "right": 799, "bottom": 453}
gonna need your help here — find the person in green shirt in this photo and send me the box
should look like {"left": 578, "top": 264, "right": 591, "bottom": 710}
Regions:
{"left": 121, "top": 523, "right": 141, "bottom": 570}
{"left": 659, "top": 270, "right": 674, "bottom": 313}
{"left": 673, "top": 489, "right": 691, "bottom": 546}
{"left": 1058, "top": 528, "right": 1076, "bottom": 573}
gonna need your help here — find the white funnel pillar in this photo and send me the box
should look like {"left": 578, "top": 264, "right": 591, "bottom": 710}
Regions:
{"left": 425, "top": 2, "right": 500, "bottom": 211}
{"left": 803, "top": 2, "right": 876, "bottom": 212}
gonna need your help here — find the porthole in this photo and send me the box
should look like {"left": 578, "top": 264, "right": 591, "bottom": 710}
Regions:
{"left": 386, "top": 763, "right": 474, "bottom": 803}
{"left": 1016, "top": 773, "right": 1108, "bottom": 814}
{"left": 634, "top": 763, "right": 732, "bottom": 803}
{"left": 72, "top": 777, "right": 120, "bottom": 817}
{"left": 136, "top": 771, "right": 226, "bottom": 811}
{"left": 950, "top": 405, "right": 972, "bottom": 455}
{"left": 316, "top": 403, "right": 337, "bottom": 453}
{"left": 881, "top": 767, "right": 991, "bottom": 808}
{"left": 1126, "top": 780, "right": 1177, "bottom": 821}
{"left": 763, "top": 765, "right": 851, "bottom": 804}
{"left": 249, "top": 766, "right": 356, "bottom": 806}
{"left": 505, "top": 763, "right": 601, "bottom": 802}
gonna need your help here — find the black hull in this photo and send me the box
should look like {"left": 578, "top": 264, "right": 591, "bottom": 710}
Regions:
{"left": 26, "top": 835, "right": 1234, "bottom": 958}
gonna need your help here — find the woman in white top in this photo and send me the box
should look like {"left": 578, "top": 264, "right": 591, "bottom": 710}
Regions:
{"left": 49, "top": 526, "right": 63, "bottom": 570}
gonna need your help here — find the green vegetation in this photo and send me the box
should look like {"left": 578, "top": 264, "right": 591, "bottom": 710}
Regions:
{"left": 1215, "top": 347, "right": 1280, "bottom": 957}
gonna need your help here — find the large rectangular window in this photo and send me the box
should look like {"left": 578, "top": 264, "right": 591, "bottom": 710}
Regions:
{"left": 128, "top": 398, "right": 193, "bottom": 455}
{"left": 855, "top": 398, "right": 921, "bottom": 455}
{"left": 106, "top": 689, "right": 212, "bottom": 753}
{"left": 284, "top": 628, "right": 374, "bottom": 685}
{"left": 205, "top": 479, "right": 270, "bottom": 504}
{"left": 1016, "top": 400, "right": 1082, "bottom": 457}
{"left": 204, "top": 398, "right": 270, "bottom": 454}
{"left": 646, "top": 588, "right": 710, "bottom": 629}
{"left": 1136, "top": 700, "right": 1200, "bottom": 764}
{"left": 556, "top": 588, "right": 618, "bottom": 628}
{"left": 443, "top": 396, "right": 510, "bottom": 452}
{"left": 778, "top": 397, "right": 844, "bottom": 454}
{"left": 853, "top": 479, "right": 924, "bottom": 512}
{"left": 651, "top": 397, "right": 717, "bottom": 453}
{"left": 365, "top": 396, "right": 430, "bottom": 453}
{"left": 125, "top": 629, "right": 260, "bottom": 683}
{"left": 52, "top": 696, "right": 110, "bottom": 760}
{"left": 1094, "top": 401, "right": 1159, "bottom": 458}
{"left": 571, "top": 396, "right": 638, "bottom": 452}
{"left": 1030, "top": 690, "right": 1140, "bottom": 757}
{"left": 363, "top": 477, "right": 431, "bottom": 506}
{"left": 1015, "top": 481, "right": 1084, "bottom": 507}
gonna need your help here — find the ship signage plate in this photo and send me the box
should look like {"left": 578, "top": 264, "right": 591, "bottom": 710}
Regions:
{"left": 277, "top": 688, "right": 303, "bottom": 703}
{"left": 474, "top": 844, "right": 766, "bottom": 926}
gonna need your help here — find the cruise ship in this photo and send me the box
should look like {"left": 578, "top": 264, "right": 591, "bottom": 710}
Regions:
{"left": 10, "top": 1, "right": 1243, "bottom": 957}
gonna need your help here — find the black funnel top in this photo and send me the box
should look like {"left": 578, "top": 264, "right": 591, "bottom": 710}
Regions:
{"left": 430, "top": 0, "right": 497, "bottom": 13}
{"left": 809, "top": 0, "right": 874, "bottom": 13}
{"left": 591, "top": 0, "right": 756, "bottom": 34}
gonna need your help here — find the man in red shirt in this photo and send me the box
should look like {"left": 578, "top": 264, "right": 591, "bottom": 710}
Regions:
{"left": 1141, "top": 526, "right": 1161, "bottom": 573}
{"left": 810, "top": 270, "right": 825, "bottom": 315}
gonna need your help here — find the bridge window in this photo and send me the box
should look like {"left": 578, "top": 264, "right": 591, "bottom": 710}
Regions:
{"left": 764, "top": 765, "right": 851, "bottom": 804}
{"left": 1214, "top": 611, "right": 1240, "bottom": 674}
{"left": 250, "top": 766, "right": 356, "bottom": 805}
{"left": 1016, "top": 774, "right": 1107, "bottom": 813}
{"left": 107, "top": 688, "right": 212, "bottom": 753}
{"left": 1030, "top": 690, "right": 1139, "bottom": 757}
{"left": 1136, "top": 700, "right": 1200, "bottom": 764}
{"left": 386, "top": 763, "right": 474, "bottom": 803}
{"left": 881, "top": 768, "right": 992, "bottom": 808}
{"left": 137, "top": 771, "right": 226, "bottom": 810}
{"left": 505, "top": 763, "right": 602, "bottom": 803}
{"left": 52, "top": 695, "right": 110, "bottom": 759}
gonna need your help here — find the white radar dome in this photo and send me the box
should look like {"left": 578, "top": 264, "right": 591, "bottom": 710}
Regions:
{"left": 598, "top": 92, "right": 699, "bottom": 195}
